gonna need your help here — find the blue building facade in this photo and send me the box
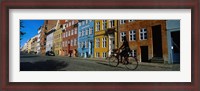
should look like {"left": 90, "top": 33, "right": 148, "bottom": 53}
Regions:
{"left": 78, "top": 20, "right": 94, "bottom": 58}
{"left": 166, "top": 20, "right": 180, "bottom": 64}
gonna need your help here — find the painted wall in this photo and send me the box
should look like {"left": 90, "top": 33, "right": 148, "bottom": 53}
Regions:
{"left": 78, "top": 20, "right": 95, "bottom": 58}
{"left": 62, "top": 20, "right": 78, "bottom": 57}
{"left": 166, "top": 20, "right": 180, "bottom": 64}
{"left": 118, "top": 20, "right": 168, "bottom": 63}
{"left": 94, "top": 20, "right": 118, "bottom": 58}
{"left": 53, "top": 20, "right": 63, "bottom": 56}
{"left": 40, "top": 25, "right": 47, "bottom": 55}
{"left": 46, "top": 32, "right": 54, "bottom": 52}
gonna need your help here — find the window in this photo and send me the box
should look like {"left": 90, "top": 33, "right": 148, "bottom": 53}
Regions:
{"left": 65, "top": 41, "right": 68, "bottom": 47}
{"left": 69, "top": 22, "right": 71, "bottom": 26}
{"left": 130, "top": 50, "right": 137, "bottom": 57}
{"left": 89, "top": 27, "right": 93, "bottom": 34}
{"left": 66, "top": 31, "right": 68, "bottom": 37}
{"left": 72, "top": 21, "right": 74, "bottom": 25}
{"left": 59, "top": 42, "right": 61, "bottom": 47}
{"left": 62, "top": 42, "right": 65, "bottom": 47}
{"left": 140, "top": 28, "right": 147, "bottom": 40}
{"left": 129, "top": 20, "right": 135, "bottom": 22}
{"left": 66, "top": 24, "right": 69, "bottom": 27}
{"left": 82, "top": 42, "right": 85, "bottom": 48}
{"left": 79, "top": 22, "right": 82, "bottom": 26}
{"left": 73, "top": 40, "right": 76, "bottom": 47}
{"left": 80, "top": 42, "right": 83, "bottom": 48}
{"left": 63, "top": 24, "right": 66, "bottom": 29}
{"left": 96, "top": 52, "right": 100, "bottom": 58}
{"left": 71, "top": 29, "right": 74, "bottom": 35}
{"left": 68, "top": 40, "right": 70, "bottom": 44}
{"left": 120, "top": 32, "right": 126, "bottom": 42}
{"left": 68, "top": 30, "right": 70, "bottom": 36}
{"left": 82, "top": 21, "right": 85, "bottom": 25}
{"left": 96, "top": 22, "right": 100, "bottom": 31}
{"left": 102, "top": 37, "right": 106, "bottom": 48}
{"left": 82, "top": 30, "right": 85, "bottom": 36}
{"left": 109, "top": 20, "right": 115, "bottom": 28}
{"left": 129, "top": 30, "right": 136, "bottom": 41}
{"left": 71, "top": 40, "right": 73, "bottom": 46}
{"left": 103, "top": 52, "right": 107, "bottom": 58}
{"left": 63, "top": 33, "right": 65, "bottom": 38}
{"left": 79, "top": 32, "right": 81, "bottom": 37}
{"left": 86, "top": 20, "right": 88, "bottom": 24}
{"left": 74, "top": 28, "right": 77, "bottom": 34}
{"left": 96, "top": 38, "right": 100, "bottom": 48}
{"left": 102, "top": 20, "right": 107, "bottom": 30}
{"left": 85, "top": 41, "right": 88, "bottom": 48}
{"left": 78, "top": 42, "right": 80, "bottom": 48}
{"left": 85, "top": 29, "right": 88, "bottom": 35}
{"left": 120, "top": 20, "right": 125, "bottom": 24}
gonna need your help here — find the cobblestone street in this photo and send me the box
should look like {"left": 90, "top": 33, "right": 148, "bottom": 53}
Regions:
{"left": 20, "top": 54, "right": 180, "bottom": 71}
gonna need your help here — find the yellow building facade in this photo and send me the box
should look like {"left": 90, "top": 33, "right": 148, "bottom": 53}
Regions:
{"left": 94, "top": 20, "right": 118, "bottom": 58}
{"left": 53, "top": 20, "right": 63, "bottom": 56}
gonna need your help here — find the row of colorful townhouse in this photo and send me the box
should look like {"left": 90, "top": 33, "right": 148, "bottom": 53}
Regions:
{"left": 21, "top": 20, "right": 180, "bottom": 64}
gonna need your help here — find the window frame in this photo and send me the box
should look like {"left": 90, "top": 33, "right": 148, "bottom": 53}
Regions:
{"left": 102, "top": 20, "right": 107, "bottom": 30}
{"left": 129, "top": 30, "right": 136, "bottom": 41}
{"left": 109, "top": 20, "right": 115, "bottom": 28}
{"left": 66, "top": 31, "right": 68, "bottom": 37}
{"left": 102, "top": 37, "right": 106, "bottom": 48}
{"left": 129, "top": 20, "right": 135, "bottom": 22}
{"left": 120, "top": 32, "right": 126, "bottom": 42}
{"left": 96, "top": 22, "right": 100, "bottom": 31}
{"left": 103, "top": 52, "right": 107, "bottom": 58}
{"left": 96, "top": 38, "right": 100, "bottom": 48}
{"left": 120, "top": 20, "right": 125, "bottom": 24}
{"left": 140, "top": 28, "right": 147, "bottom": 40}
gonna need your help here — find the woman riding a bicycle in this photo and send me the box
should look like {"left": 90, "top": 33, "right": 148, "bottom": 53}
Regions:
{"left": 108, "top": 36, "right": 138, "bottom": 70}
{"left": 118, "top": 36, "right": 131, "bottom": 64}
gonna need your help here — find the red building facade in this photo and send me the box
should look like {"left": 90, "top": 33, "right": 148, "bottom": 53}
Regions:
{"left": 62, "top": 20, "right": 78, "bottom": 57}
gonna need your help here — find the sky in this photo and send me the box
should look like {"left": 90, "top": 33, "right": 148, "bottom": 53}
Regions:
{"left": 20, "top": 20, "right": 44, "bottom": 48}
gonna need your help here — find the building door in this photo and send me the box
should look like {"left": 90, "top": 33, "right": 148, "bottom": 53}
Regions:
{"left": 68, "top": 44, "right": 70, "bottom": 56}
{"left": 89, "top": 41, "right": 93, "bottom": 57}
{"left": 89, "top": 41, "right": 91, "bottom": 55}
{"left": 171, "top": 31, "right": 180, "bottom": 63}
{"left": 152, "top": 25, "right": 163, "bottom": 57}
{"left": 109, "top": 34, "right": 115, "bottom": 56}
{"left": 141, "top": 46, "right": 148, "bottom": 62}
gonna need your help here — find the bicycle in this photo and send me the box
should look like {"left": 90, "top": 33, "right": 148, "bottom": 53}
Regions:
{"left": 108, "top": 49, "right": 138, "bottom": 70}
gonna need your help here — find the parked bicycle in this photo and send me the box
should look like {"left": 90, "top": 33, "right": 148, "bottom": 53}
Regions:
{"left": 107, "top": 49, "right": 138, "bottom": 70}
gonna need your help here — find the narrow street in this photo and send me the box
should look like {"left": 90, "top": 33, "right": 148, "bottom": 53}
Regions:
{"left": 20, "top": 54, "right": 180, "bottom": 71}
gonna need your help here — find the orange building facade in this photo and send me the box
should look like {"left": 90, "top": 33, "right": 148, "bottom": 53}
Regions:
{"left": 118, "top": 20, "right": 168, "bottom": 63}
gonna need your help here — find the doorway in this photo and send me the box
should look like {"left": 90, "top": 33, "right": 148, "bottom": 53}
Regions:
{"left": 171, "top": 31, "right": 180, "bottom": 63}
{"left": 140, "top": 46, "right": 148, "bottom": 62}
{"left": 109, "top": 34, "right": 115, "bottom": 56}
{"left": 152, "top": 25, "right": 163, "bottom": 57}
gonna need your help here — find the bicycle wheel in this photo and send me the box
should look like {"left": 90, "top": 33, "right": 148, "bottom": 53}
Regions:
{"left": 109, "top": 56, "right": 119, "bottom": 67}
{"left": 105, "top": 57, "right": 110, "bottom": 62}
{"left": 125, "top": 56, "right": 138, "bottom": 70}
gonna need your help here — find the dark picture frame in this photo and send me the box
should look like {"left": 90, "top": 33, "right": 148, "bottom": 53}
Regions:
{"left": 0, "top": 0, "right": 199, "bottom": 91}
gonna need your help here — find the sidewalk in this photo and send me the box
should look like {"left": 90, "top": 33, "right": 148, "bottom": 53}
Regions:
{"left": 68, "top": 56, "right": 180, "bottom": 69}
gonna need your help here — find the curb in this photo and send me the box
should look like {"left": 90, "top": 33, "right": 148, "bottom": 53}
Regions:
{"left": 65, "top": 56, "right": 180, "bottom": 68}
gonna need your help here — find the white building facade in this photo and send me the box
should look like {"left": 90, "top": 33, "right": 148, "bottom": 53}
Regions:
{"left": 36, "top": 27, "right": 42, "bottom": 54}
{"left": 46, "top": 28, "right": 55, "bottom": 52}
